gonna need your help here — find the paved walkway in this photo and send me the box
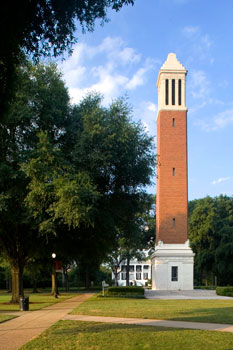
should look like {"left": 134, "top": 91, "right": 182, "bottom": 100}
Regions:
{"left": 145, "top": 289, "right": 233, "bottom": 299}
{"left": 63, "top": 314, "right": 233, "bottom": 333}
{"left": 0, "top": 293, "right": 93, "bottom": 350}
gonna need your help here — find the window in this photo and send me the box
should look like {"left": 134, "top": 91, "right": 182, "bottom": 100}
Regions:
{"left": 143, "top": 273, "right": 149, "bottom": 280}
{"left": 172, "top": 118, "right": 175, "bottom": 127}
{"left": 172, "top": 79, "right": 175, "bottom": 105}
{"left": 173, "top": 168, "right": 175, "bottom": 176}
{"left": 129, "top": 273, "right": 134, "bottom": 280}
{"left": 136, "top": 273, "right": 141, "bottom": 280}
{"left": 136, "top": 265, "right": 142, "bottom": 272}
{"left": 117, "top": 274, "right": 120, "bottom": 280}
{"left": 121, "top": 265, "right": 126, "bottom": 272}
{"left": 143, "top": 265, "right": 149, "bottom": 270}
{"left": 172, "top": 218, "right": 176, "bottom": 228}
{"left": 165, "top": 79, "right": 169, "bottom": 105}
{"left": 178, "top": 79, "right": 182, "bottom": 105}
{"left": 171, "top": 266, "right": 178, "bottom": 281}
{"left": 129, "top": 265, "right": 134, "bottom": 272}
{"left": 121, "top": 273, "right": 127, "bottom": 280}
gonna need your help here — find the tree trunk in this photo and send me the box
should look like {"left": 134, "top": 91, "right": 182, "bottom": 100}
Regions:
{"left": 85, "top": 265, "right": 90, "bottom": 289}
{"left": 126, "top": 256, "right": 130, "bottom": 287}
{"left": 64, "top": 269, "right": 69, "bottom": 292}
{"left": 51, "top": 271, "right": 58, "bottom": 297}
{"left": 6, "top": 271, "right": 12, "bottom": 293}
{"left": 10, "top": 265, "right": 24, "bottom": 303}
{"left": 113, "top": 267, "right": 118, "bottom": 286}
{"left": 32, "top": 278, "right": 38, "bottom": 293}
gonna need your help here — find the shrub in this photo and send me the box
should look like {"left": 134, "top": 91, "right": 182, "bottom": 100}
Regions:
{"left": 106, "top": 286, "right": 144, "bottom": 296}
{"left": 216, "top": 287, "right": 233, "bottom": 297}
{"left": 194, "top": 286, "right": 216, "bottom": 290}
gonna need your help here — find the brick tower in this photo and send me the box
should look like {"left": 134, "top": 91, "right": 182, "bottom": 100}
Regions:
{"left": 151, "top": 53, "right": 194, "bottom": 290}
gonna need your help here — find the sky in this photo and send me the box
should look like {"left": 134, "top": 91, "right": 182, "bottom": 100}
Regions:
{"left": 58, "top": 0, "right": 233, "bottom": 201}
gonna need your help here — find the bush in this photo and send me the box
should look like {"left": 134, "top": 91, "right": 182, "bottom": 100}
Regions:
{"left": 194, "top": 286, "right": 216, "bottom": 290}
{"left": 106, "top": 286, "right": 144, "bottom": 296}
{"left": 216, "top": 287, "right": 233, "bottom": 297}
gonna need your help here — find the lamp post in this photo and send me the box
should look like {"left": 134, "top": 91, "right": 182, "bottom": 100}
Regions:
{"left": 51, "top": 253, "right": 58, "bottom": 298}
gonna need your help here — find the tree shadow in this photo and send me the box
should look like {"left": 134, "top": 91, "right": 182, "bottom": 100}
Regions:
{"left": 169, "top": 306, "right": 233, "bottom": 324}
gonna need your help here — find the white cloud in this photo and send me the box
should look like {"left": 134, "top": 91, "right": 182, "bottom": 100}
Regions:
{"left": 189, "top": 70, "right": 210, "bottom": 99}
{"left": 182, "top": 26, "right": 213, "bottom": 64}
{"left": 183, "top": 26, "right": 199, "bottom": 37}
{"left": 197, "top": 108, "right": 233, "bottom": 132}
{"left": 211, "top": 177, "right": 232, "bottom": 185}
{"left": 58, "top": 36, "right": 156, "bottom": 105}
{"left": 126, "top": 67, "right": 147, "bottom": 90}
{"left": 134, "top": 101, "right": 158, "bottom": 137}
{"left": 147, "top": 103, "right": 157, "bottom": 113}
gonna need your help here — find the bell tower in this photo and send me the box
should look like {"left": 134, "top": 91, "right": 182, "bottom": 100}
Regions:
{"left": 152, "top": 53, "right": 194, "bottom": 290}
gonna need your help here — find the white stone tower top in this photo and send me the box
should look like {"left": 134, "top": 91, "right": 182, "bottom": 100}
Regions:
{"left": 160, "top": 53, "right": 187, "bottom": 72}
{"left": 157, "top": 53, "right": 187, "bottom": 112}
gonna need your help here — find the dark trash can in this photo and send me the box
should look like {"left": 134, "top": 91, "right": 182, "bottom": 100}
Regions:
{"left": 19, "top": 296, "right": 29, "bottom": 311}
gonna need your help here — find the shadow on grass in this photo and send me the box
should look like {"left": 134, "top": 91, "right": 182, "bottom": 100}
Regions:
{"left": 52, "top": 321, "right": 171, "bottom": 335}
{"left": 169, "top": 306, "right": 233, "bottom": 324}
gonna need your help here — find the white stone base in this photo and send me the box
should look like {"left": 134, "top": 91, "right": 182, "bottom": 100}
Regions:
{"left": 151, "top": 240, "right": 194, "bottom": 290}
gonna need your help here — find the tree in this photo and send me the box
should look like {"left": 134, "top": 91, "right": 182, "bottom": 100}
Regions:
{"left": 63, "top": 94, "right": 155, "bottom": 268}
{"left": 0, "top": 60, "right": 155, "bottom": 301}
{"left": 0, "top": 60, "right": 71, "bottom": 303}
{"left": 24, "top": 93, "right": 155, "bottom": 288}
{"left": 107, "top": 193, "right": 156, "bottom": 286}
{"left": 0, "top": 0, "right": 135, "bottom": 117}
{"left": 189, "top": 195, "right": 233, "bottom": 286}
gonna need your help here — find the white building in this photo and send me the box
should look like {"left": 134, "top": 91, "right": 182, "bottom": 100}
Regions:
{"left": 113, "top": 258, "right": 152, "bottom": 287}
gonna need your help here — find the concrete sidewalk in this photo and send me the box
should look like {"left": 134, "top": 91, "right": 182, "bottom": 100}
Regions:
{"left": 0, "top": 293, "right": 93, "bottom": 350}
{"left": 145, "top": 289, "right": 233, "bottom": 300}
{"left": 63, "top": 314, "right": 233, "bottom": 333}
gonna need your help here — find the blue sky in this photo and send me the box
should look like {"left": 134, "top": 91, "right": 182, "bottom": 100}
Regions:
{"left": 58, "top": 0, "right": 233, "bottom": 200}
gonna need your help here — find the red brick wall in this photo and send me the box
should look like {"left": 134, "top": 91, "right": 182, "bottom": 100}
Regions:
{"left": 156, "top": 110, "right": 188, "bottom": 244}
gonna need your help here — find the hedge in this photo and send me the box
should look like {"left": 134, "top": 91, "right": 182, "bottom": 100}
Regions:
{"left": 194, "top": 286, "right": 216, "bottom": 290}
{"left": 216, "top": 287, "right": 233, "bottom": 297}
{"left": 106, "top": 286, "right": 144, "bottom": 295}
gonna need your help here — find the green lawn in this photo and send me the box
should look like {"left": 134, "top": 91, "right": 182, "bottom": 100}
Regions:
{"left": 0, "top": 292, "right": 77, "bottom": 311}
{"left": 20, "top": 320, "right": 233, "bottom": 350}
{"left": 71, "top": 295, "right": 233, "bottom": 324}
{"left": 0, "top": 314, "right": 16, "bottom": 323}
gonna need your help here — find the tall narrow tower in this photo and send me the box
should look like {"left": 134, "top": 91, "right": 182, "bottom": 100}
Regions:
{"left": 152, "top": 53, "right": 194, "bottom": 290}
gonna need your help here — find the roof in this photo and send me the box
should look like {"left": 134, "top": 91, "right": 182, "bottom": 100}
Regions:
{"left": 160, "top": 53, "right": 187, "bottom": 72}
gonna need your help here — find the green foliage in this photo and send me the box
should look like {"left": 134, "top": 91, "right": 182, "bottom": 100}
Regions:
{"left": 0, "top": 60, "right": 71, "bottom": 302}
{"left": 107, "top": 286, "right": 144, "bottom": 295}
{"left": 0, "top": 59, "right": 155, "bottom": 300}
{"left": 23, "top": 131, "right": 99, "bottom": 233}
{"left": 216, "top": 287, "right": 233, "bottom": 297}
{"left": 189, "top": 195, "right": 233, "bottom": 285}
{"left": 0, "top": 1, "right": 135, "bottom": 117}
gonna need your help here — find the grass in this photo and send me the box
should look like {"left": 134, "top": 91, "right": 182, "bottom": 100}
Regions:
{"left": 0, "top": 292, "right": 77, "bottom": 311}
{"left": 20, "top": 320, "right": 233, "bottom": 350}
{"left": 0, "top": 314, "right": 16, "bottom": 323}
{"left": 71, "top": 294, "right": 233, "bottom": 324}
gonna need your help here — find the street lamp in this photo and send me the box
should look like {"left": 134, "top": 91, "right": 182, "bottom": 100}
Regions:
{"left": 51, "top": 253, "right": 58, "bottom": 298}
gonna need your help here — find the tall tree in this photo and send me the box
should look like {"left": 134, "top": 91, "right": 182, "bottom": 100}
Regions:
{"left": 25, "top": 93, "right": 155, "bottom": 288}
{"left": 0, "top": 0, "right": 135, "bottom": 117}
{"left": 0, "top": 60, "right": 71, "bottom": 303}
{"left": 189, "top": 195, "right": 233, "bottom": 286}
